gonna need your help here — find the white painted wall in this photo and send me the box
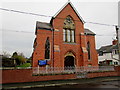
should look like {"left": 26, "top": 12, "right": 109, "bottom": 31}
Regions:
{"left": 98, "top": 52, "right": 119, "bottom": 65}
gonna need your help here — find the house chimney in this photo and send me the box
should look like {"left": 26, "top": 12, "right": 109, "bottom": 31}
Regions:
{"left": 112, "top": 39, "right": 118, "bottom": 45}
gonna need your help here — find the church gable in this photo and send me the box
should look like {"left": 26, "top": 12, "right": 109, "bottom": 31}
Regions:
{"left": 32, "top": 1, "right": 98, "bottom": 67}
{"left": 52, "top": 1, "right": 85, "bottom": 24}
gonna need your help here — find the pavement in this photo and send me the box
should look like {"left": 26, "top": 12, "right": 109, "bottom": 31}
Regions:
{"left": 1, "top": 76, "right": 120, "bottom": 89}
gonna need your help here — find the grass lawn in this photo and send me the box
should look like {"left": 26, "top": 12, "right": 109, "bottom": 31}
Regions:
{"left": 16, "top": 63, "right": 31, "bottom": 67}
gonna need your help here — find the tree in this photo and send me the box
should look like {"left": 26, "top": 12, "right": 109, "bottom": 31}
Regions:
{"left": 2, "top": 51, "right": 11, "bottom": 58}
{"left": 11, "top": 52, "right": 18, "bottom": 65}
{"left": 27, "top": 56, "right": 32, "bottom": 63}
{"left": 12, "top": 52, "right": 18, "bottom": 57}
{"left": 2, "top": 51, "right": 14, "bottom": 67}
{"left": 11, "top": 52, "right": 27, "bottom": 65}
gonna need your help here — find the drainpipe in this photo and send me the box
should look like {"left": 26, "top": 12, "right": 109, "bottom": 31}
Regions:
{"left": 52, "top": 17, "right": 55, "bottom": 68}
{"left": 52, "top": 28, "right": 54, "bottom": 68}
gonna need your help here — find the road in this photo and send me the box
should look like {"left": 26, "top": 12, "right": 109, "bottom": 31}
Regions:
{"left": 18, "top": 80, "right": 120, "bottom": 89}
{"left": 2, "top": 77, "right": 120, "bottom": 89}
{"left": 49, "top": 80, "right": 120, "bottom": 88}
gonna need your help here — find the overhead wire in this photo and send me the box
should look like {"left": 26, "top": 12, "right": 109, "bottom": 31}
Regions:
{"left": 0, "top": 29, "right": 34, "bottom": 33}
{"left": 0, "top": 7, "right": 118, "bottom": 40}
{"left": 0, "top": 8, "right": 52, "bottom": 17}
{"left": 1, "top": 29, "right": 116, "bottom": 37}
{"left": 0, "top": 7, "right": 119, "bottom": 27}
{"left": 0, "top": 7, "right": 118, "bottom": 56}
{"left": 0, "top": 6, "right": 119, "bottom": 60}
{"left": 85, "top": 21, "right": 118, "bottom": 27}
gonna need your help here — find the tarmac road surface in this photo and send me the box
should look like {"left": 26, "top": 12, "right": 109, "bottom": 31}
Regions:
{"left": 2, "top": 77, "right": 120, "bottom": 89}
{"left": 49, "top": 80, "right": 120, "bottom": 88}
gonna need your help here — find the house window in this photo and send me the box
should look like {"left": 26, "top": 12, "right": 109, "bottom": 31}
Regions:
{"left": 87, "top": 42, "right": 91, "bottom": 60}
{"left": 115, "top": 49, "right": 118, "bottom": 54}
{"left": 109, "top": 61, "right": 113, "bottom": 65}
{"left": 45, "top": 37, "right": 50, "bottom": 59}
{"left": 99, "top": 51, "right": 103, "bottom": 56}
{"left": 114, "top": 62, "right": 118, "bottom": 65}
{"left": 112, "top": 49, "right": 118, "bottom": 55}
{"left": 63, "top": 16, "right": 75, "bottom": 43}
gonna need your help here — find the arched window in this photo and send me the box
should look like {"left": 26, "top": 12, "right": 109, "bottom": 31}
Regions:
{"left": 87, "top": 42, "right": 91, "bottom": 60}
{"left": 45, "top": 37, "right": 50, "bottom": 59}
{"left": 63, "top": 16, "right": 75, "bottom": 43}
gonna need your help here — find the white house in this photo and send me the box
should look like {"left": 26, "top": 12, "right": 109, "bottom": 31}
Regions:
{"left": 97, "top": 40, "right": 119, "bottom": 66}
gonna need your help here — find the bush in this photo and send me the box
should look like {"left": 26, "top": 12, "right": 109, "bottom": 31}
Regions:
{"left": 16, "top": 63, "right": 31, "bottom": 67}
{"left": 33, "top": 72, "right": 75, "bottom": 76}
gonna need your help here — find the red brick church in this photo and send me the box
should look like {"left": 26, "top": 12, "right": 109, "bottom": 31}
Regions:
{"left": 32, "top": 1, "right": 98, "bottom": 67}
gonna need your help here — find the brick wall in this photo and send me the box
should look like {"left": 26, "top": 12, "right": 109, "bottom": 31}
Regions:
{"left": 1, "top": 66, "right": 120, "bottom": 84}
{"left": 85, "top": 35, "right": 98, "bottom": 66}
{"left": 87, "top": 71, "right": 118, "bottom": 78}
{"left": 114, "top": 66, "right": 120, "bottom": 76}
{"left": 87, "top": 66, "right": 120, "bottom": 78}
{"left": 32, "top": 30, "right": 53, "bottom": 67}
{"left": 1, "top": 69, "right": 76, "bottom": 84}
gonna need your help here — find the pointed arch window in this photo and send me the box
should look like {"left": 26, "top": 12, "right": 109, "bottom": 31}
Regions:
{"left": 87, "top": 42, "right": 91, "bottom": 60}
{"left": 63, "top": 16, "right": 75, "bottom": 43}
{"left": 45, "top": 37, "right": 50, "bottom": 59}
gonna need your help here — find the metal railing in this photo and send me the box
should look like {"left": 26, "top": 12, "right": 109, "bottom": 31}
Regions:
{"left": 1, "top": 67, "right": 32, "bottom": 70}
{"left": 32, "top": 66, "right": 115, "bottom": 75}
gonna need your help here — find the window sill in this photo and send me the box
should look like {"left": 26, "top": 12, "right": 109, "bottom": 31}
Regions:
{"left": 88, "top": 59, "right": 91, "bottom": 61}
{"left": 63, "top": 42, "right": 76, "bottom": 45}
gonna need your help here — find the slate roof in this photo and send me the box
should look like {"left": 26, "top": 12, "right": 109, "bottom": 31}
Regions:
{"left": 98, "top": 44, "right": 118, "bottom": 53}
{"left": 36, "top": 21, "right": 95, "bottom": 36}
{"left": 36, "top": 21, "right": 96, "bottom": 36}
{"left": 36, "top": 21, "right": 53, "bottom": 30}
{"left": 84, "top": 28, "right": 95, "bottom": 35}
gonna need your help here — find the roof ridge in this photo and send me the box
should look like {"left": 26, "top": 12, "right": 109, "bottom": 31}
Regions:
{"left": 37, "top": 21, "right": 50, "bottom": 24}
{"left": 101, "top": 44, "right": 112, "bottom": 47}
{"left": 53, "top": 1, "right": 85, "bottom": 23}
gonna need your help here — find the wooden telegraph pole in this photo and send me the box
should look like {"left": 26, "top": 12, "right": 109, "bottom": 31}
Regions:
{"left": 115, "top": 26, "right": 120, "bottom": 65}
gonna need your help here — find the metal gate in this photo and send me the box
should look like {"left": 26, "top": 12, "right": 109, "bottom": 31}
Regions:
{"left": 76, "top": 71, "right": 88, "bottom": 78}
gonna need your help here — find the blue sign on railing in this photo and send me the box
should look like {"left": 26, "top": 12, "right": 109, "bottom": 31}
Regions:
{"left": 38, "top": 60, "right": 47, "bottom": 66}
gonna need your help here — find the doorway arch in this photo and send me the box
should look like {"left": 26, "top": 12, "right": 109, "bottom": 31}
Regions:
{"left": 64, "top": 56, "right": 75, "bottom": 67}
{"left": 64, "top": 52, "right": 75, "bottom": 67}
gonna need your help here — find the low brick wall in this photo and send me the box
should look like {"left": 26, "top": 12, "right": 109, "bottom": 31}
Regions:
{"left": 87, "top": 71, "right": 118, "bottom": 78}
{"left": 87, "top": 66, "right": 120, "bottom": 78}
{"left": 1, "top": 69, "right": 76, "bottom": 84}
{"left": 1, "top": 66, "right": 120, "bottom": 84}
{"left": 114, "top": 66, "right": 120, "bottom": 76}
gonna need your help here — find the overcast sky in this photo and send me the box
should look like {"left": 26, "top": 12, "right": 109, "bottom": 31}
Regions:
{"left": 0, "top": 0, "right": 119, "bottom": 57}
